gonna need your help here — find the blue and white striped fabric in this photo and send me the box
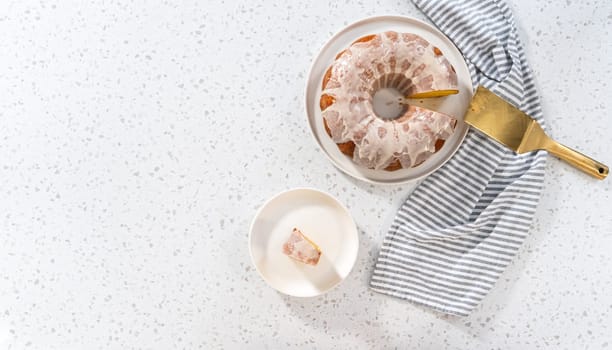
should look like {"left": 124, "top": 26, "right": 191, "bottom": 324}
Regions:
{"left": 370, "top": 0, "right": 547, "bottom": 316}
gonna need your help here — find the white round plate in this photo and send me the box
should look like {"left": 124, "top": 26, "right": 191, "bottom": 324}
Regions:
{"left": 249, "top": 188, "right": 359, "bottom": 297}
{"left": 305, "top": 15, "right": 473, "bottom": 184}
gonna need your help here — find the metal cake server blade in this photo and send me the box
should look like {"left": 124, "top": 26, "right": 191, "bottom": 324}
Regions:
{"left": 464, "top": 86, "right": 608, "bottom": 180}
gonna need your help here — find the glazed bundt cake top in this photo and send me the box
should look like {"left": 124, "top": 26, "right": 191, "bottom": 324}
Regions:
{"left": 320, "top": 31, "right": 458, "bottom": 170}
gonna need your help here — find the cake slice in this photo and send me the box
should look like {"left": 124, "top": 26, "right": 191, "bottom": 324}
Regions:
{"left": 282, "top": 228, "right": 322, "bottom": 266}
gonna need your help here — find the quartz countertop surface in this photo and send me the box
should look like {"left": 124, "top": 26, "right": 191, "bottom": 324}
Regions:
{"left": 1, "top": 1, "right": 611, "bottom": 349}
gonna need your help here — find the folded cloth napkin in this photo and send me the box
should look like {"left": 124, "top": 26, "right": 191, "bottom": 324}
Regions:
{"left": 370, "top": 0, "right": 547, "bottom": 316}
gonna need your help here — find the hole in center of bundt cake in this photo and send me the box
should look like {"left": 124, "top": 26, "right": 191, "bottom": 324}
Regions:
{"left": 372, "top": 88, "right": 406, "bottom": 120}
{"left": 371, "top": 73, "right": 413, "bottom": 120}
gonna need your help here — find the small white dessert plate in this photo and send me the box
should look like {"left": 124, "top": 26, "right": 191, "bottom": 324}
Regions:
{"left": 249, "top": 188, "right": 359, "bottom": 297}
{"left": 305, "top": 15, "right": 474, "bottom": 184}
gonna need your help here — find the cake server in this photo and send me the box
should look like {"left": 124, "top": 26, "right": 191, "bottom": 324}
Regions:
{"left": 464, "top": 86, "right": 608, "bottom": 180}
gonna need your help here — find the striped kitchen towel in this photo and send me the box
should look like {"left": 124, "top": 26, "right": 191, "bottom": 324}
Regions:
{"left": 370, "top": 0, "right": 547, "bottom": 316}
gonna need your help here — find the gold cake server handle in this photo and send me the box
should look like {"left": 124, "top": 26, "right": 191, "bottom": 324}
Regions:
{"left": 523, "top": 123, "right": 609, "bottom": 179}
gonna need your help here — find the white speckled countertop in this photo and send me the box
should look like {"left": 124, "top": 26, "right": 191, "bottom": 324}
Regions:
{"left": 1, "top": 1, "right": 611, "bottom": 349}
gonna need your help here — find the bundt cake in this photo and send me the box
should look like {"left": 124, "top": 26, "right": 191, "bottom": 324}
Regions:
{"left": 320, "top": 31, "right": 459, "bottom": 171}
{"left": 283, "top": 228, "right": 321, "bottom": 266}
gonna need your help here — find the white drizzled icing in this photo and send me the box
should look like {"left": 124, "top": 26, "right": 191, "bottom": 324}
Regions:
{"left": 321, "top": 31, "right": 458, "bottom": 170}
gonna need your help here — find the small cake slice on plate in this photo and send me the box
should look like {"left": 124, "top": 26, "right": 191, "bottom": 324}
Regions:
{"left": 282, "top": 228, "right": 322, "bottom": 266}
